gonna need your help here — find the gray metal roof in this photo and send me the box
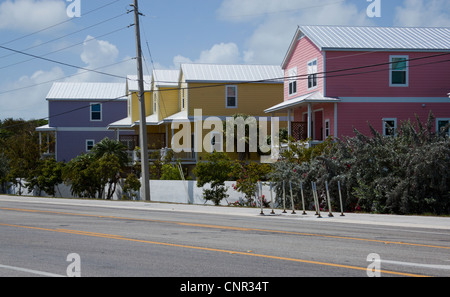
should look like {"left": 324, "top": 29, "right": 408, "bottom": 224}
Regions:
{"left": 47, "top": 82, "right": 126, "bottom": 100}
{"left": 127, "top": 75, "right": 152, "bottom": 92}
{"left": 181, "top": 63, "right": 283, "bottom": 83}
{"left": 153, "top": 69, "right": 180, "bottom": 87}
{"left": 299, "top": 25, "right": 450, "bottom": 51}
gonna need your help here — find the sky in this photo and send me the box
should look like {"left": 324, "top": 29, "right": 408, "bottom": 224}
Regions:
{"left": 0, "top": 0, "right": 449, "bottom": 121}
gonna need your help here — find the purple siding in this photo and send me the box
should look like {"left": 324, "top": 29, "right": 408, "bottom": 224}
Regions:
{"left": 56, "top": 131, "right": 116, "bottom": 162}
{"left": 49, "top": 100, "right": 129, "bottom": 162}
{"left": 49, "top": 100, "right": 127, "bottom": 127}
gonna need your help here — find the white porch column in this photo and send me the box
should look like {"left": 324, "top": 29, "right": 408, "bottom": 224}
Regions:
{"left": 307, "top": 103, "right": 312, "bottom": 140}
{"left": 334, "top": 103, "right": 338, "bottom": 139}
{"left": 287, "top": 109, "right": 292, "bottom": 138}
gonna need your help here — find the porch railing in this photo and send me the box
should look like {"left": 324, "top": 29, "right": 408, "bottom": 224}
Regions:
{"left": 129, "top": 148, "right": 196, "bottom": 164}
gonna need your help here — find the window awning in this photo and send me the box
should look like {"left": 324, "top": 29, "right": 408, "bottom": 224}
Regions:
{"left": 264, "top": 91, "right": 340, "bottom": 113}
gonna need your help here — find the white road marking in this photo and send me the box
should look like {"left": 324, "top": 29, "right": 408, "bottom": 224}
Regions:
{"left": 0, "top": 264, "right": 65, "bottom": 277}
{"left": 381, "top": 260, "right": 450, "bottom": 270}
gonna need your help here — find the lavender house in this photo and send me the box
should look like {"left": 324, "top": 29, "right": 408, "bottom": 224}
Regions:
{"left": 36, "top": 82, "right": 132, "bottom": 162}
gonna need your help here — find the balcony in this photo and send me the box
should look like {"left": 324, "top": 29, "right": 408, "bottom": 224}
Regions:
{"left": 129, "top": 148, "right": 196, "bottom": 164}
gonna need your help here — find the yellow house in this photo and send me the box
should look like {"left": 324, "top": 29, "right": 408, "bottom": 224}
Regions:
{"left": 171, "top": 63, "right": 285, "bottom": 164}
{"left": 109, "top": 63, "right": 285, "bottom": 167}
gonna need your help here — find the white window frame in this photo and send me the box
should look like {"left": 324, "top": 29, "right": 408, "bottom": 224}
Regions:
{"left": 436, "top": 118, "right": 450, "bottom": 136}
{"left": 90, "top": 103, "right": 102, "bottom": 121}
{"left": 226, "top": 85, "right": 238, "bottom": 108}
{"left": 389, "top": 55, "right": 409, "bottom": 87}
{"left": 307, "top": 58, "right": 318, "bottom": 90}
{"left": 382, "top": 118, "right": 397, "bottom": 136}
{"left": 288, "top": 67, "right": 297, "bottom": 96}
{"left": 86, "top": 139, "right": 95, "bottom": 152}
{"left": 325, "top": 119, "right": 330, "bottom": 138}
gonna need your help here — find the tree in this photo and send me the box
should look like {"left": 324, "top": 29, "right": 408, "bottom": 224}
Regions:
{"left": 62, "top": 139, "right": 127, "bottom": 200}
{"left": 26, "top": 158, "right": 65, "bottom": 197}
{"left": 122, "top": 173, "right": 141, "bottom": 200}
{"left": 193, "top": 152, "right": 233, "bottom": 205}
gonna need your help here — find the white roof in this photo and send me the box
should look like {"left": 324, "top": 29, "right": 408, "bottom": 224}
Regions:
{"left": 47, "top": 82, "right": 126, "bottom": 100}
{"left": 153, "top": 69, "right": 180, "bottom": 87}
{"left": 283, "top": 25, "right": 450, "bottom": 68}
{"left": 163, "top": 110, "right": 189, "bottom": 122}
{"left": 265, "top": 92, "right": 340, "bottom": 113}
{"left": 108, "top": 116, "right": 133, "bottom": 129}
{"left": 181, "top": 63, "right": 283, "bottom": 83}
{"left": 300, "top": 25, "right": 450, "bottom": 51}
{"left": 127, "top": 75, "right": 152, "bottom": 92}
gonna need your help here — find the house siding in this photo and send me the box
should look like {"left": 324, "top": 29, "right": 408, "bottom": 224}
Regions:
{"left": 284, "top": 36, "right": 324, "bottom": 100}
{"left": 336, "top": 102, "right": 450, "bottom": 138}
{"left": 325, "top": 51, "right": 450, "bottom": 98}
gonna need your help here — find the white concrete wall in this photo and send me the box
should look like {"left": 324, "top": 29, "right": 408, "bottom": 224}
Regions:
{"left": 5, "top": 179, "right": 276, "bottom": 207}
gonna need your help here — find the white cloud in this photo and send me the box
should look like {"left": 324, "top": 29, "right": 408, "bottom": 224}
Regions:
{"left": 217, "top": 0, "right": 371, "bottom": 65}
{"left": 67, "top": 35, "right": 135, "bottom": 83}
{"left": 0, "top": 66, "right": 64, "bottom": 120}
{"left": 0, "top": 0, "right": 68, "bottom": 33}
{"left": 172, "top": 42, "right": 241, "bottom": 68}
{"left": 394, "top": 0, "right": 450, "bottom": 27}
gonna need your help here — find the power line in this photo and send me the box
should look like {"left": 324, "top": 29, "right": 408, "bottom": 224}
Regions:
{"left": 0, "top": 58, "right": 135, "bottom": 97}
{"left": 0, "top": 0, "right": 125, "bottom": 47}
{"left": 0, "top": 12, "right": 129, "bottom": 62}
{"left": 2, "top": 52, "right": 450, "bottom": 129}
{"left": 0, "top": 44, "right": 128, "bottom": 80}
{"left": 0, "top": 25, "right": 131, "bottom": 72}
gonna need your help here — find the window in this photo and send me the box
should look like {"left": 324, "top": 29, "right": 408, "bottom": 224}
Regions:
{"left": 383, "top": 118, "right": 397, "bottom": 136}
{"left": 153, "top": 93, "right": 157, "bottom": 114}
{"left": 325, "top": 119, "right": 330, "bottom": 138}
{"left": 90, "top": 104, "right": 102, "bottom": 121}
{"left": 211, "top": 132, "right": 223, "bottom": 152}
{"left": 437, "top": 119, "right": 450, "bottom": 136}
{"left": 226, "top": 85, "right": 237, "bottom": 108}
{"left": 86, "top": 140, "right": 95, "bottom": 152}
{"left": 288, "top": 67, "right": 297, "bottom": 95}
{"left": 390, "top": 56, "right": 408, "bottom": 86}
{"left": 307, "top": 59, "right": 318, "bottom": 89}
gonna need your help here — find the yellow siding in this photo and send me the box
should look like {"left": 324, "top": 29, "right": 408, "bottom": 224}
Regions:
{"left": 188, "top": 83, "right": 284, "bottom": 117}
{"left": 131, "top": 92, "right": 152, "bottom": 122}
{"left": 158, "top": 87, "right": 179, "bottom": 120}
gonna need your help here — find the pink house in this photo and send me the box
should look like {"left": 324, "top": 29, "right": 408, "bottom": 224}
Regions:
{"left": 265, "top": 26, "right": 450, "bottom": 143}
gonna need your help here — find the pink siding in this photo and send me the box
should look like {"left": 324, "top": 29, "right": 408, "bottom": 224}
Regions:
{"left": 284, "top": 36, "right": 323, "bottom": 101}
{"left": 325, "top": 51, "right": 450, "bottom": 98}
{"left": 337, "top": 102, "right": 450, "bottom": 137}
{"left": 293, "top": 103, "right": 336, "bottom": 140}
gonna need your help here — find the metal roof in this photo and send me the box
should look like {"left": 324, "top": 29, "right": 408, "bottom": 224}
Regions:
{"left": 282, "top": 25, "right": 450, "bottom": 68}
{"left": 181, "top": 63, "right": 283, "bottom": 83}
{"left": 47, "top": 82, "right": 126, "bottom": 100}
{"left": 300, "top": 25, "right": 450, "bottom": 51}
{"left": 153, "top": 69, "right": 180, "bottom": 87}
{"left": 127, "top": 75, "right": 152, "bottom": 92}
{"left": 265, "top": 91, "right": 340, "bottom": 113}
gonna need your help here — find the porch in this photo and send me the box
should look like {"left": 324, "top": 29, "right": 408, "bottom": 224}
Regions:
{"left": 265, "top": 91, "right": 340, "bottom": 147}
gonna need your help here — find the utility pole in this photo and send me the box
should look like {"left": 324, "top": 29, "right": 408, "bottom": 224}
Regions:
{"left": 132, "top": 0, "right": 150, "bottom": 201}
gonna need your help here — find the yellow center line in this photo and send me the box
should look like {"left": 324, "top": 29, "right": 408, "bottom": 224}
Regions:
{"left": 1, "top": 207, "right": 449, "bottom": 250}
{"left": 0, "top": 222, "right": 429, "bottom": 277}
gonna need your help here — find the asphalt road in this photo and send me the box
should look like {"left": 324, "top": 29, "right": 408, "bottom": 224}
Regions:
{"left": 0, "top": 196, "right": 449, "bottom": 282}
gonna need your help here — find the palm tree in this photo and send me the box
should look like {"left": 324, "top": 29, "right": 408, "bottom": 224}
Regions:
{"left": 90, "top": 138, "right": 129, "bottom": 167}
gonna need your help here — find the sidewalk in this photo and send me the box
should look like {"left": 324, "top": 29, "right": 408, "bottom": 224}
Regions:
{"left": 0, "top": 195, "right": 449, "bottom": 230}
